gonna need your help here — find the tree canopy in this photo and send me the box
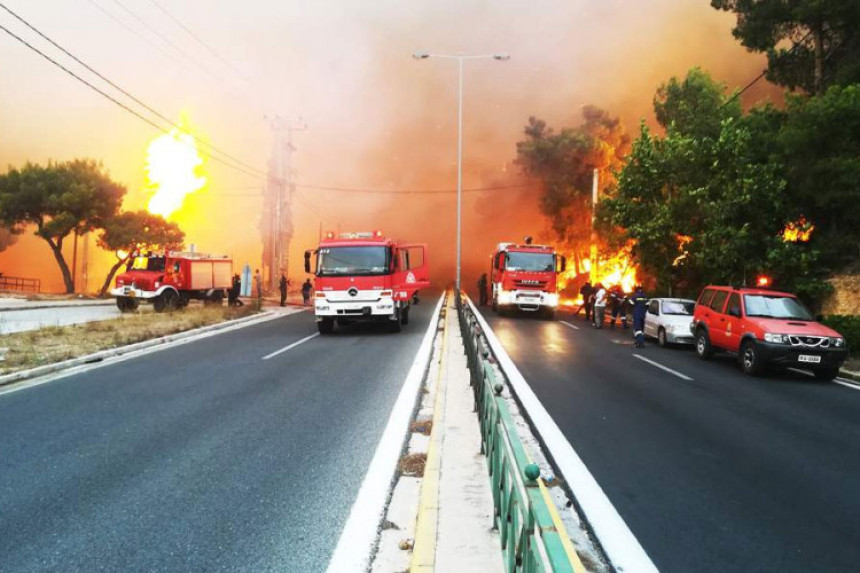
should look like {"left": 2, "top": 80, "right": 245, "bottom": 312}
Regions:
{"left": 96, "top": 210, "right": 185, "bottom": 296}
{"left": 0, "top": 159, "right": 125, "bottom": 293}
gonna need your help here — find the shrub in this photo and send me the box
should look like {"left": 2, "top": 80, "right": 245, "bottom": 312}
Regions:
{"left": 822, "top": 315, "right": 860, "bottom": 353}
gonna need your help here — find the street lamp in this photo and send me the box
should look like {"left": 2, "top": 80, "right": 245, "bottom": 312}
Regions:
{"left": 413, "top": 52, "right": 509, "bottom": 293}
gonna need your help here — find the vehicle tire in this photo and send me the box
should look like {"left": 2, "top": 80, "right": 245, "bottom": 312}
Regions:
{"left": 695, "top": 329, "right": 714, "bottom": 360}
{"left": 155, "top": 289, "right": 179, "bottom": 313}
{"left": 543, "top": 308, "right": 556, "bottom": 321}
{"left": 658, "top": 327, "right": 668, "bottom": 348}
{"left": 401, "top": 307, "right": 410, "bottom": 325}
{"left": 492, "top": 297, "right": 498, "bottom": 313}
{"left": 389, "top": 309, "right": 403, "bottom": 332}
{"left": 317, "top": 317, "right": 335, "bottom": 334}
{"left": 814, "top": 367, "right": 840, "bottom": 381}
{"left": 116, "top": 297, "right": 129, "bottom": 312}
{"left": 740, "top": 340, "right": 766, "bottom": 376}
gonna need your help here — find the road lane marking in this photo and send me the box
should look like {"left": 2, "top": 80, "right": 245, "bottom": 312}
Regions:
{"left": 632, "top": 354, "right": 694, "bottom": 381}
{"left": 261, "top": 333, "right": 319, "bottom": 360}
{"left": 467, "top": 297, "right": 658, "bottom": 573}
{"left": 327, "top": 293, "right": 445, "bottom": 573}
{"left": 833, "top": 379, "right": 860, "bottom": 391}
{"left": 560, "top": 320, "right": 580, "bottom": 330}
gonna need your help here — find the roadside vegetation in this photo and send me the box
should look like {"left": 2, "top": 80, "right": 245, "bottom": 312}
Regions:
{"left": 0, "top": 305, "right": 257, "bottom": 375}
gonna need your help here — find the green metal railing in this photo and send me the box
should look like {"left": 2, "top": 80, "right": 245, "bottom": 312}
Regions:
{"left": 456, "top": 293, "right": 576, "bottom": 573}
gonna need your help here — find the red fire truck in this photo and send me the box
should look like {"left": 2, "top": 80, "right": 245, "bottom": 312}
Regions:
{"left": 304, "top": 231, "right": 430, "bottom": 334}
{"left": 490, "top": 239, "right": 566, "bottom": 318}
{"left": 111, "top": 250, "right": 233, "bottom": 313}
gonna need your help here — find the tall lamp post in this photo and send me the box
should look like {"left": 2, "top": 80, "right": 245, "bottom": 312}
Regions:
{"left": 413, "top": 52, "right": 509, "bottom": 293}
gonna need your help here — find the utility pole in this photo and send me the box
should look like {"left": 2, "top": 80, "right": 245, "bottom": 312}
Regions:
{"left": 590, "top": 168, "right": 599, "bottom": 283}
{"left": 262, "top": 116, "right": 306, "bottom": 292}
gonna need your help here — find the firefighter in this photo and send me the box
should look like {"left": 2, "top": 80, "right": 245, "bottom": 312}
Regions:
{"left": 229, "top": 274, "right": 244, "bottom": 307}
{"left": 254, "top": 269, "right": 262, "bottom": 301}
{"left": 629, "top": 285, "right": 648, "bottom": 348}
{"left": 592, "top": 282, "right": 607, "bottom": 328}
{"left": 609, "top": 285, "right": 628, "bottom": 329}
{"left": 302, "top": 279, "right": 313, "bottom": 306}
{"left": 477, "top": 273, "right": 489, "bottom": 306}
{"left": 578, "top": 281, "right": 593, "bottom": 321}
{"left": 279, "top": 274, "right": 288, "bottom": 307}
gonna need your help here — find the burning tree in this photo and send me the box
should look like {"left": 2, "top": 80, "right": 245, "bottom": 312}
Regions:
{"left": 0, "top": 160, "right": 124, "bottom": 293}
{"left": 516, "top": 106, "right": 632, "bottom": 289}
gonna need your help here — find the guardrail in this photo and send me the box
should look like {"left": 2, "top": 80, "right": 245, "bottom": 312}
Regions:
{"left": 0, "top": 275, "right": 40, "bottom": 293}
{"left": 456, "top": 292, "right": 575, "bottom": 573}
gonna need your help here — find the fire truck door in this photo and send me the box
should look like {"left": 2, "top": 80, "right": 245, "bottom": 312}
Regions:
{"left": 393, "top": 244, "right": 430, "bottom": 300}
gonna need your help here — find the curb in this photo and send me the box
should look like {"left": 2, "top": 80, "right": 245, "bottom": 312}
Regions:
{"left": 0, "top": 311, "right": 276, "bottom": 388}
{"left": 838, "top": 368, "right": 860, "bottom": 383}
{"left": 0, "top": 301, "right": 114, "bottom": 312}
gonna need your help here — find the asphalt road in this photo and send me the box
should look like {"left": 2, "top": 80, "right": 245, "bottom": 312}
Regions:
{"left": 0, "top": 297, "right": 439, "bottom": 572}
{"left": 480, "top": 307, "right": 860, "bottom": 573}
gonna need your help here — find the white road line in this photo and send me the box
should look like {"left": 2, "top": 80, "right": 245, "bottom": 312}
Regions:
{"left": 560, "top": 320, "right": 580, "bottom": 330}
{"left": 833, "top": 379, "right": 860, "bottom": 391}
{"left": 632, "top": 354, "right": 694, "bottom": 381}
{"left": 261, "top": 333, "right": 319, "bottom": 360}
{"left": 327, "top": 293, "right": 445, "bottom": 573}
{"left": 467, "top": 297, "right": 658, "bottom": 573}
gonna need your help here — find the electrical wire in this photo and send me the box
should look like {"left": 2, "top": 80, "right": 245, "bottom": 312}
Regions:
{"left": 0, "top": 20, "right": 268, "bottom": 182}
{"left": 0, "top": 2, "right": 267, "bottom": 179}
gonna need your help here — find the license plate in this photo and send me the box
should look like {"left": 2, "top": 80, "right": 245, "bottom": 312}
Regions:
{"left": 798, "top": 355, "right": 821, "bottom": 364}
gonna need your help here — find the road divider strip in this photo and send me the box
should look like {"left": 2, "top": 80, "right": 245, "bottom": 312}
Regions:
{"left": 632, "top": 354, "right": 694, "bottom": 381}
{"left": 466, "top": 296, "right": 659, "bottom": 573}
{"left": 560, "top": 320, "right": 581, "bottom": 331}
{"left": 327, "top": 293, "right": 445, "bottom": 573}
{"left": 410, "top": 297, "right": 449, "bottom": 571}
{"left": 261, "top": 333, "right": 320, "bottom": 360}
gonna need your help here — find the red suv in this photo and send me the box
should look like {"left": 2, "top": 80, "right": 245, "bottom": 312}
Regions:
{"left": 691, "top": 286, "right": 848, "bottom": 380}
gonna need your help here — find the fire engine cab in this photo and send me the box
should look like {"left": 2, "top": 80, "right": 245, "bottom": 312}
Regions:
{"left": 304, "top": 231, "right": 430, "bottom": 334}
{"left": 111, "top": 250, "right": 233, "bottom": 313}
{"left": 490, "top": 239, "right": 566, "bottom": 318}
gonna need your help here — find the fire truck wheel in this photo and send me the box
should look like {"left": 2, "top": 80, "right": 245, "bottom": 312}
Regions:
{"left": 116, "top": 297, "right": 138, "bottom": 313}
{"left": 492, "top": 298, "right": 498, "bottom": 312}
{"left": 401, "top": 307, "right": 410, "bottom": 325}
{"left": 318, "top": 318, "right": 335, "bottom": 335}
{"left": 389, "top": 309, "right": 403, "bottom": 332}
{"left": 155, "top": 290, "right": 179, "bottom": 313}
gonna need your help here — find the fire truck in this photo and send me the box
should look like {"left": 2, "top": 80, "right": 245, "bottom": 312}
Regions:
{"left": 490, "top": 239, "right": 566, "bottom": 318}
{"left": 111, "top": 250, "right": 233, "bottom": 313}
{"left": 304, "top": 231, "right": 430, "bottom": 334}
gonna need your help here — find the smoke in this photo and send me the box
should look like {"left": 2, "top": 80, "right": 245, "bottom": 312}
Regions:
{"left": 0, "top": 0, "right": 781, "bottom": 292}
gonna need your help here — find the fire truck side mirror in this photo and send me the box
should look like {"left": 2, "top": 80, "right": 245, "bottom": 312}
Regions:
{"left": 304, "top": 251, "right": 311, "bottom": 274}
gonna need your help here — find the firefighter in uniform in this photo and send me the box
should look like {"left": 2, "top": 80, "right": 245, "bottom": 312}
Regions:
{"left": 609, "top": 285, "right": 628, "bottom": 329}
{"left": 578, "top": 281, "right": 594, "bottom": 321}
{"left": 478, "top": 273, "right": 489, "bottom": 306}
{"left": 629, "top": 285, "right": 648, "bottom": 348}
{"left": 279, "top": 274, "right": 289, "bottom": 307}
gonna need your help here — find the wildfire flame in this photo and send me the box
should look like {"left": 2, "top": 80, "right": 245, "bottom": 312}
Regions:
{"left": 146, "top": 127, "right": 206, "bottom": 219}
{"left": 673, "top": 234, "right": 692, "bottom": 267}
{"left": 558, "top": 245, "right": 639, "bottom": 294}
{"left": 782, "top": 217, "right": 814, "bottom": 243}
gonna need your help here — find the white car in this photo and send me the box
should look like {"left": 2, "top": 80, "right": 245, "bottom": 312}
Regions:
{"left": 643, "top": 298, "right": 696, "bottom": 346}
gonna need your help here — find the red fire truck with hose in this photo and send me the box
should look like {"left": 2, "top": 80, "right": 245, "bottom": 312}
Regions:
{"left": 304, "top": 231, "right": 430, "bottom": 334}
{"left": 490, "top": 238, "right": 566, "bottom": 318}
{"left": 111, "top": 250, "right": 233, "bottom": 313}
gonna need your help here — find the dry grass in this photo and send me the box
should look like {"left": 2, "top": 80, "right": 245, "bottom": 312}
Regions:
{"left": 0, "top": 305, "right": 258, "bottom": 375}
{"left": 398, "top": 453, "right": 427, "bottom": 477}
{"left": 409, "top": 420, "right": 433, "bottom": 435}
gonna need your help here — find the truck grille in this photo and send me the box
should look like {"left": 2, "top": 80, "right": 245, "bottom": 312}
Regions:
{"left": 514, "top": 280, "right": 547, "bottom": 289}
{"left": 788, "top": 335, "right": 830, "bottom": 348}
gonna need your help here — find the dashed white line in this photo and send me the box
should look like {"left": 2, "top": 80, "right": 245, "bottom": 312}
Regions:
{"left": 560, "top": 320, "right": 580, "bottom": 330}
{"left": 261, "top": 333, "right": 319, "bottom": 360}
{"left": 632, "top": 353, "right": 694, "bottom": 381}
{"left": 833, "top": 379, "right": 860, "bottom": 391}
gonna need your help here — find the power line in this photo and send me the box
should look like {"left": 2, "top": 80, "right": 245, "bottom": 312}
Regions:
{"left": 146, "top": 0, "right": 250, "bottom": 82}
{"left": 83, "top": 0, "right": 177, "bottom": 65}
{"left": 0, "top": 19, "right": 267, "bottom": 182}
{"left": 0, "top": 2, "right": 267, "bottom": 179}
{"left": 109, "top": 0, "right": 224, "bottom": 82}
{"left": 212, "top": 183, "right": 532, "bottom": 196}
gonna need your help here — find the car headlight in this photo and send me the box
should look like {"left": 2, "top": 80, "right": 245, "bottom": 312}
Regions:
{"left": 831, "top": 337, "right": 845, "bottom": 348}
{"left": 764, "top": 333, "right": 790, "bottom": 344}
{"left": 154, "top": 281, "right": 161, "bottom": 288}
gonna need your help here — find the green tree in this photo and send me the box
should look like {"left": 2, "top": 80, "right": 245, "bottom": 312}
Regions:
{"left": 654, "top": 66, "right": 742, "bottom": 138}
{"left": 712, "top": 0, "right": 860, "bottom": 94}
{"left": 96, "top": 211, "right": 185, "bottom": 297}
{"left": 0, "top": 159, "right": 124, "bottom": 293}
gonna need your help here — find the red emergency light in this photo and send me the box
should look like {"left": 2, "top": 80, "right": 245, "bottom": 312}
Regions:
{"left": 325, "top": 231, "right": 335, "bottom": 239}
{"left": 374, "top": 229, "right": 384, "bottom": 238}
{"left": 756, "top": 275, "right": 772, "bottom": 288}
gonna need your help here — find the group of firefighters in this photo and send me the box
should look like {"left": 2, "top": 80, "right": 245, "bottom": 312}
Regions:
{"left": 475, "top": 274, "right": 650, "bottom": 348}
{"left": 228, "top": 271, "right": 314, "bottom": 307}
{"left": 577, "top": 281, "right": 649, "bottom": 348}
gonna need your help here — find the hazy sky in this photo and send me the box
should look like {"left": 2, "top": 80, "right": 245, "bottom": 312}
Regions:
{"left": 0, "top": 0, "right": 778, "bottom": 292}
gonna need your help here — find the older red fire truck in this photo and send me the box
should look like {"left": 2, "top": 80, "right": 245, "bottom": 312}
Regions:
{"left": 304, "top": 231, "right": 430, "bottom": 334}
{"left": 490, "top": 239, "right": 566, "bottom": 318}
{"left": 111, "top": 250, "right": 233, "bottom": 313}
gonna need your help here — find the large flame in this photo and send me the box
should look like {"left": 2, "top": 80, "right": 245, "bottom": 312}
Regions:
{"left": 782, "top": 217, "right": 814, "bottom": 243}
{"left": 146, "top": 127, "right": 206, "bottom": 219}
{"left": 558, "top": 244, "right": 639, "bottom": 294}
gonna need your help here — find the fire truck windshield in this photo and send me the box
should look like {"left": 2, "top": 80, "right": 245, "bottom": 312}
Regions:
{"left": 128, "top": 256, "right": 165, "bottom": 272}
{"left": 505, "top": 251, "right": 555, "bottom": 272}
{"left": 318, "top": 246, "right": 389, "bottom": 276}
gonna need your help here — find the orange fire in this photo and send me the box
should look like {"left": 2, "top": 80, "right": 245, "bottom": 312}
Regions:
{"left": 146, "top": 125, "right": 207, "bottom": 219}
{"left": 673, "top": 234, "right": 692, "bottom": 267}
{"left": 558, "top": 245, "right": 639, "bottom": 294}
{"left": 782, "top": 217, "right": 814, "bottom": 243}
